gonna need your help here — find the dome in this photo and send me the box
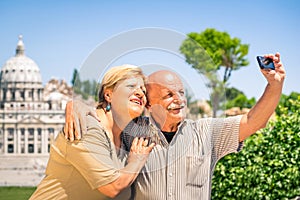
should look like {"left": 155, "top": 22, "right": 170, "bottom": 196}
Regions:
{"left": 0, "top": 35, "right": 42, "bottom": 84}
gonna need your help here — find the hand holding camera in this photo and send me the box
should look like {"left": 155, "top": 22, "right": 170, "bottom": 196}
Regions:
{"left": 256, "top": 53, "right": 285, "bottom": 87}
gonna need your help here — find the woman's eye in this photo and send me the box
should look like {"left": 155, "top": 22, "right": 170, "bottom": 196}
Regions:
{"left": 127, "top": 84, "right": 135, "bottom": 88}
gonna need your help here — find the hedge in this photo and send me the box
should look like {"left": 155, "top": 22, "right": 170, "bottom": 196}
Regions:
{"left": 212, "top": 94, "right": 300, "bottom": 199}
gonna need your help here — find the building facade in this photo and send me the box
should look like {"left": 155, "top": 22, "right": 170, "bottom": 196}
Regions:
{"left": 0, "top": 36, "right": 72, "bottom": 186}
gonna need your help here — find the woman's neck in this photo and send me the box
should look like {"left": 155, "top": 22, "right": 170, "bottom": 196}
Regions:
{"left": 112, "top": 124, "right": 122, "bottom": 148}
{"left": 96, "top": 108, "right": 128, "bottom": 149}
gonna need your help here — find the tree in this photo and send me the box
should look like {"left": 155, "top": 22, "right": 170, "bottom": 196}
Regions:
{"left": 71, "top": 68, "right": 82, "bottom": 95}
{"left": 225, "top": 93, "right": 256, "bottom": 109}
{"left": 71, "top": 68, "right": 99, "bottom": 100}
{"left": 71, "top": 69, "right": 79, "bottom": 86}
{"left": 212, "top": 92, "right": 300, "bottom": 199}
{"left": 82, "top": 80, "right": 92, "bottom": 95}
{"left": 91, "top": 80, "right": 100, "bottom": 101}
{"left": 180, "top": 28, "right": 249, "bottom": 116}
{"left": 225, "top": 87, "right": 256, "bottom": 109}
{"left": 225, "top": 87, "right": 244, "bottom": 101}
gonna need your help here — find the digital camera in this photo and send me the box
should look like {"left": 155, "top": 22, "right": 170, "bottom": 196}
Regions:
{"left": 256, "top": 56, "right": 275, "bottom": 70}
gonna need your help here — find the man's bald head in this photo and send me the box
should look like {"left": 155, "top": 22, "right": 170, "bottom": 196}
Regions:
{"left": 147, "top": 70, "right": 182, "bottom": 87}
{"left": 146, "top": 70, "right": 183, "bottom": 98}
{"left": 145, "top": 70, "right": 187, "bottom": 131}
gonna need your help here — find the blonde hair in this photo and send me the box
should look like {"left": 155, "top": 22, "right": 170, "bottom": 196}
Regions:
{"left": 97, "top": 64, "right": 146, "bottom": 109}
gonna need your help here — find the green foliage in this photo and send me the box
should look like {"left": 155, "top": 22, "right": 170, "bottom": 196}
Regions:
{"left": 225, "top": 87, "right": 256, "bottom": 109}
{"left": 276, "top": 92, "right": 300, "bottom": 116}
{"left": 225, "top": 87, "right": 244, "bottom": 101}
{"left": 212, "top": 93, "right": 300, "bottom": 199}
{"left": 180, "top": 28, "right": 249, "bottom": 83}
{"left": 0, "top": 187, "right": 36, "bottom": 200}
{"left": 71, "top": 69, "right": 79, "bottom": 86}
{"left": 226, "top": 94, "right": 256, "bottom": 109}
{"left": 71, "top": 68, "right": 99, "bottom": 100}
{"left": 180, "top": 28, "right": 249, "bottom": 117}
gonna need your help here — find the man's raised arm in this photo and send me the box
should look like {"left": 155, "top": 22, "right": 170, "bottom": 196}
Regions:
{"left": 239, "top": 52, "right": 286, "bottom": 141}
{"left": 64, "top": 100, "right": 100, "bottom": 141}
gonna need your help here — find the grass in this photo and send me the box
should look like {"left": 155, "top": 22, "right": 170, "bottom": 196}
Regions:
{"left": 0, "top": 187, "right": 36, "bottom": 200}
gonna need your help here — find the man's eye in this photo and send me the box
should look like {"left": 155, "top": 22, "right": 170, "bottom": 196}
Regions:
{"left": 166, "top": 93, "right": 173, "bottom": 98}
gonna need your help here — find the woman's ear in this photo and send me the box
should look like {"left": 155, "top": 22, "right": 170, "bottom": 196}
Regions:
{"left": 104, "top": 90, "right": 112, "bottom": 102}
{"left": 145, "top": 102, "right": 151, "bottom": 110}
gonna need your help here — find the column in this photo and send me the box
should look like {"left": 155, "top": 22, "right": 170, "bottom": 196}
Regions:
{"left": 20, "top": 89, "right": 24, "bottom": 101}
{"left": 6, "top": 90, "right": 11, "bottom": 101}
{"left": 33, "top": 89, "right": 38, "bottom": 101}
{"left": 43, "top": 128, "right": 48, "bottom": 154}
{"left": 13, "top": 128, "right": 17, "bottom": 154}
{"left": 34, "top": 128, "right": 38, "bottom": 154}
{"left": 24, "top": 128, "right": 28, "bottom": 154}
{"left": 15, "top": 90, "right": 20, "bottom": 101}
{"left": 17, "top": 129, "right": 21, "bottom": 154}
{"left": 41, "top": 128, "right": 44, "bottom": 154}
{"left": 24, "top": 89, "right": 29, "bottom": 100}
{"left": 39, "top": 89, "right": 43, "bottom": 100}
{"left": 4, "top": 129, "right": 7, "bottom": 154}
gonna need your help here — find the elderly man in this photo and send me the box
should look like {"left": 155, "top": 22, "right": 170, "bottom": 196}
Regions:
{"left": 64, "top": 53, "right": 285, "bottom": 199}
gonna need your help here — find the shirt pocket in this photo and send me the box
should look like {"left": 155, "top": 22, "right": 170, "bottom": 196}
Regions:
{"left": 186, "top": 154, "right": 210, "bottom": 187}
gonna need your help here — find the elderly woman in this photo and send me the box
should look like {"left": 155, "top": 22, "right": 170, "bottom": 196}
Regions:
{"left": 30, "top": 65, "right": 155, "bottom": 200}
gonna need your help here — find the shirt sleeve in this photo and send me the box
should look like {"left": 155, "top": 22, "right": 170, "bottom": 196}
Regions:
{"left": 65, "top": 116, "right": 120, "bottom": 190}
{"left": 211, "top": 115, "right": 243, "bottom": 161}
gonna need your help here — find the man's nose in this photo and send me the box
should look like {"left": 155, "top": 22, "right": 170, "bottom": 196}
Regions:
{"left": 173, "top": 92, "right": 184, "bottom": 102}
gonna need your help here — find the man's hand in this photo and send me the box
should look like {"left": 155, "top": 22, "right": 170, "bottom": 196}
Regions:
{"left": 63, "top": 100, "right": 100, "bottom": 141}
{"left": 261, "top": 52, "right": 285, "bottom": 87}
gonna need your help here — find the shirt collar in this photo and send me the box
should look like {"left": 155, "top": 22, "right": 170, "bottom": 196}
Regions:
{"left": 148, "top": 116, "right": 188, "bottom": 146}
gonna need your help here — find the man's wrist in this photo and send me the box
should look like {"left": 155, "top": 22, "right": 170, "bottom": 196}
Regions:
{"left": 266, "top": 82, "right": 283, "bottom": 92}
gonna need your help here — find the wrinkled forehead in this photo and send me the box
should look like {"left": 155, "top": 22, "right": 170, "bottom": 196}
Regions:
{"left": 114, "top": 76, "right": 145, "bottom": 89}
{"left": 147, "top": 73, "right": 184, "bottom": 92}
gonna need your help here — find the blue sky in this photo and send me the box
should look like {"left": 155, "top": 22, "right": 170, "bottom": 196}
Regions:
{"left": 0, "top": 0, "right": 299, "bottom": 100}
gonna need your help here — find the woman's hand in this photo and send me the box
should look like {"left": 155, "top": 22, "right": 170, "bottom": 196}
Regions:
{"left": 127, "top": 137, "right": 155, "bottom": 164}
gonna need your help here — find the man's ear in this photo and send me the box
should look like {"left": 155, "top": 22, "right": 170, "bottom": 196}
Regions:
{"left": 104, "top": 90, "right": 112, "bottom": 103}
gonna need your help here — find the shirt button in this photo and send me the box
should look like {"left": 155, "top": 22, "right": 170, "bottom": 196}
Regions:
{"left": 169, "top": 173, "right": 173, "bottom": 177}
{"left": 169, "top": 192, "right": 172, "bottom": 196}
